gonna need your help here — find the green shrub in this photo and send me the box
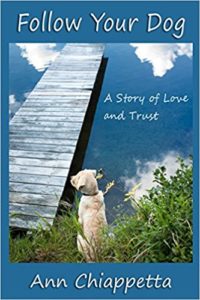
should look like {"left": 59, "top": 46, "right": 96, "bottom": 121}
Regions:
{"left": 100, "top": 158, "right": 193, "bottom": 262}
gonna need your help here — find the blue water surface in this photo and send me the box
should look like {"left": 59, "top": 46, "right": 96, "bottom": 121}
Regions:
{"left": 9, "top": 43, "right": 193, "bottom": 221}
{"left": 82, "top": 44, "right": 192, "bottom": 220}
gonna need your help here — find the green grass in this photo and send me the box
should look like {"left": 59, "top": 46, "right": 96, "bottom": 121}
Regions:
{"left": 10, "top": 158, "right": 192, "bottom": 263}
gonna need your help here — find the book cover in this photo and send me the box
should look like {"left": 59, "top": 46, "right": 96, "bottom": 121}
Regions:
{"left": 1, "top": 0, "right": 199, "bottom": 299}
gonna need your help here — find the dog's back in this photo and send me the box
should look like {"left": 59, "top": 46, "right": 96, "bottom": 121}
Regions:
{"left": 78, "top": 191, "right": 107, "bottom": 261}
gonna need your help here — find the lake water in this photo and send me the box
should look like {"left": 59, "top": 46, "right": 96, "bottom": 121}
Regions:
{"left": 9, "top": 43, "right": 193, "bottom": 222}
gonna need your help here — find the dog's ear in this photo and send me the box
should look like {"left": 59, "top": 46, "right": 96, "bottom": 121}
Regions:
{"left": 77, "top": 176, "right": 86, "bottom": 192}
{"left": 70, "top": 176, "right": 75, "bottom": 186}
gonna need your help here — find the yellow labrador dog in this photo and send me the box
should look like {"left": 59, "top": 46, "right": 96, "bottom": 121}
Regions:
{"left": 70, "top": 169, "right": 107, "bottom": 262}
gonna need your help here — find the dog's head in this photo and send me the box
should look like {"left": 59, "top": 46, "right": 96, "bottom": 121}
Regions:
{"left": 70, "top": 169, "right": 98, "bottom": 195}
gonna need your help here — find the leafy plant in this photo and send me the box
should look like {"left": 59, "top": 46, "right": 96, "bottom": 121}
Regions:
{"left": 99, "top": 158, "right": 193, "bottom": 262}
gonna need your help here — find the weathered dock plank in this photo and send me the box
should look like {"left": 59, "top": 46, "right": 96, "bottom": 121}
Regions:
{"left": 10, "top": 182, "right": 63, "bottom": 196}
{"left": 10, "top": 131, "right": 80, "bottom": 140}
{"left": 10, "top": 173, "right": 66, "bottom": 187}
{"left": 10, "top": 192, "right": 60, "bottom": 206}
{"left": 10, "top": 137, "right": 78, "bottom": 146}
{"left": 9, "top": 215, "right": 54, "bottom": 230}
{"left": 9, "top": 150, "right": 73, "bottom": 160}
{"left": 10, "top": 157, "right": 71, "bottom": 168}
{"left": 10, "top": 165, "right": 69, "bottom": 177}
{"left": 9, "top": 142, "right": 76, "bottom": 153}
{"left": 10, "top": 203, "right": 57, "bottom": 219}
{"left": 10, "top": 125, "right": 82, "bottom": 133}
{"left": 9, "top": 43, "right": 105, "bottom": 230}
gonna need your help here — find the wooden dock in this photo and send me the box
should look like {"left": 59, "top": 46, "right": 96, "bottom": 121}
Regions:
{"left": 9, "top": 43, "right": 105, "bottom": 230}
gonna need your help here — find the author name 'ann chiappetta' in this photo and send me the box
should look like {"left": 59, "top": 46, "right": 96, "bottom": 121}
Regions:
{"left": 29, "top": 272, "right": 172, "bottom": 294}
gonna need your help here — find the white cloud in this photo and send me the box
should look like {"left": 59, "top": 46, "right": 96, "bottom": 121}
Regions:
{"left": 9, "top": 94, "right": 16, "bottom": 105}
{"left": 16, "top": 43, "right": 60, "bottom": 72}
{"left": 130, "top": 43, "right": 192, "bottom": 77}
{"left": 121, "top": 151, "right": 190, "bottom": 200}
{"left": 9, "top": 94, "right": 21, "bottom": 117}
{"left": 24, "top": 91, "right": 30, "bottom": 99}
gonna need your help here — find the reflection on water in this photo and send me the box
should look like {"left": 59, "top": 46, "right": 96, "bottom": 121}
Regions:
{"left": 83, "top": 43, "right": 192, "bottom": 221}
{"left": 9, "top": 43, "right": 193, "bottom": 222}
{"left": 9, "top": 43, "right": 64, "bottom": 118}
{"left": 130, "top": 43, "right": 192, "bottom": 77}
